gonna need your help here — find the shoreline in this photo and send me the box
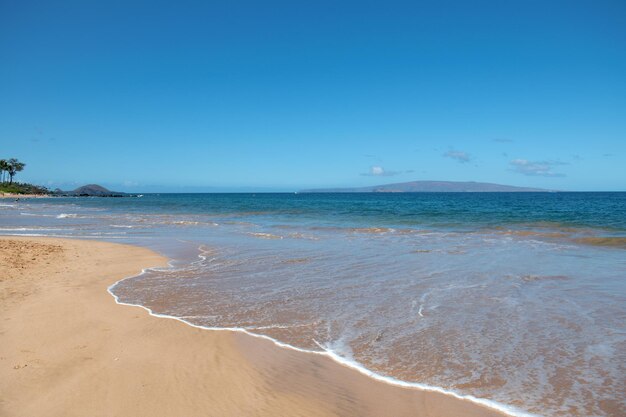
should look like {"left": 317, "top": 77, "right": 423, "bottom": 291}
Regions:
{"left": 2, "top": 236, "right": 518, "bottom": 417}
{"left": 109, "top": 272, "right": 538, "bottom": 417}
{"left": 0, "top": 193, "right": 50, "bottom": 199}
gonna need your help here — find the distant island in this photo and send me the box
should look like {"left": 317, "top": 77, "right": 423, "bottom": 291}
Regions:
{"left": 1, "top": 157, "right": 553, "bottom": 196}
{"left": 301, "top": 180, "right": 552, "bottom": 193}
{"left": 53, "top": 184, "right": 128, "bottom": 197}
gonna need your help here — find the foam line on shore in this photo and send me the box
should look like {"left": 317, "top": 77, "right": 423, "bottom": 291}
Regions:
{"left": 107, "top": 264, "right": 542, "bottom": 417}
{"left": 0, "top": 233, "right": 131, "bottom": 239}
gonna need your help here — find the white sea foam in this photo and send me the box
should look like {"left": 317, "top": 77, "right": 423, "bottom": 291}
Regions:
{"left": 247, "top": 232, "right": 283, "bottom": 239}
{"left": 0, "top": 232, "right": 132, "bottom": 239}
{"left": 74, "top": 235, "right": 131, "bottom": 239}
{"left": 107, "top": 264, "right": 543, "bottom": 417}
{"left": 0, "top": 233, "right": 49, "bottom": 237}
{"left": 0, "top": 227, "right": 65, "bottom": 231}
{"left": 20, "top": 212, "right": 55, "bottom": 217}
{"left": 247, "top": 323, "right": 316, "bottom": 330}
{"left": 7, "top": 193, "right": 622, "bottom": 417}
{"left": 56, "top": 213, "right": 79, "bottom": 219}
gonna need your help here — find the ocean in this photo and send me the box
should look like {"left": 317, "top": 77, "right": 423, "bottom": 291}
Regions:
{"left": 1, "top": 192, "right": 625, "bottom": 417}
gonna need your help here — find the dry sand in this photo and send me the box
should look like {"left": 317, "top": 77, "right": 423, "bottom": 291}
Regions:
{"left": 0, "top": 236, "right": 509, "bottom": 417}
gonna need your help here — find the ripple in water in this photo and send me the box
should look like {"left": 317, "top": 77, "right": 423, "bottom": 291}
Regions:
{"left": 5, "top": 193, "right": 626, "bottom": 416}
{"left": 113, "top": 229, "right": 626, "bottom": 417}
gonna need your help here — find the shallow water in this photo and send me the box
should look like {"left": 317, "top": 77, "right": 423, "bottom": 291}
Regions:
{"left": 1, "top": 193, "right": 625, "bottom": 416}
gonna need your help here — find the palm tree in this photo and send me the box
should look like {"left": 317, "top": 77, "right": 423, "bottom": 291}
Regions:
{"left": 0, "top": 159, "right": 7, "bottom": 183}
{"left": 7, "top": 158, "right": 25, "bottom": 184}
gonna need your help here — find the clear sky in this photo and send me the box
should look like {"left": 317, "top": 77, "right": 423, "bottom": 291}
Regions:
{"left": 1, "top": 0, "right": 624, "bottom": 191}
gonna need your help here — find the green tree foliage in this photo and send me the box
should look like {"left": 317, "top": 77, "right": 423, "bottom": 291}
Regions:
{"left": 0, "top": 159, "right": 9, "bottom": 183}
{"left": 0, "top": 158, "right": 48, "bottom": 195}
{"left": 5, "top": 158, "right": 26, "bottom": 184}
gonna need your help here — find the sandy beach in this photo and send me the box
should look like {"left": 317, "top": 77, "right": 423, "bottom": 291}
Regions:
{"left": 0, "top": 193, "right": 50, "bottom": 199}
{"left": 0, "top": 236, "right": 509, "bottom": 417}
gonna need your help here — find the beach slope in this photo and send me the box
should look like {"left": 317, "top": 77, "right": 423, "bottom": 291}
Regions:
{"left": 0, "top": 237, "right": 508, "bottom": 417}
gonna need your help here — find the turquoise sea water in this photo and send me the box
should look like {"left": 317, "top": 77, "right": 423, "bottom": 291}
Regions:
{"left": 1, "top": 192, "right": 625, "bottom": 416}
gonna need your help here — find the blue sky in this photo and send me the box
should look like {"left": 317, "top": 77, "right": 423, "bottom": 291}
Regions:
{"left": 1, "top": 0, "right": 624, "bottom": 191}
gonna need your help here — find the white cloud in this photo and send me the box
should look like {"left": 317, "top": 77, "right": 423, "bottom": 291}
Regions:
{"left": 443, "top": 150, "right": 471, "bottom": 163}
{"left": 509, "top": 159, "right": 566, "bottom": 177}
{"left": 371, "top": 166, "right": 385, "bottom": 175}
{"left": 361, "top": 166, "right": 413, "bottom": 177}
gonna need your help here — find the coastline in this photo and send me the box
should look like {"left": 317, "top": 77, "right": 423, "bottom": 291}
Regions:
{"left": 0, "top": 193, "right": 50, "bottom": 199}
{"left": 1, "top": 236, "right": 515, "bottom": 417}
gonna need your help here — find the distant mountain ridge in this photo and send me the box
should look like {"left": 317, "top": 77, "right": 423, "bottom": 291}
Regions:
{"left": 301, "top": 181, "right": 552, "bottom": 193}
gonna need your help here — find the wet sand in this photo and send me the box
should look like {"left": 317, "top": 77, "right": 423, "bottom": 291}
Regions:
{"left": 0, "top": 236, "right": 509, "bottom": 417}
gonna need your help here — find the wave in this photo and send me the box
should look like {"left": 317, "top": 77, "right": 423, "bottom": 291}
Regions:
{"left": 247, "top": 232, "right": 283, "bottom": 239}
{"left": 0, "top": 232, "right": 131, "bottom": 239}
{"left": 309, "top": 226, "right": 395, "bottom": 234}
{"left": 494, "top": 229, "right": 569, "bottom": 239}
{"left": 483, "top": 227, "right": 626, "bottom": 251}
{"left": 107, "top": 262, "right": 542, "bottom": 417}
{"left": 57, "top": 213, "right": 79, "bottom": 219}
{"left": 573, "top": 237, "right": 626, "bottom": 249}
{"left": 280, "top": 257, "right": 311, "bottom": 264}
{"left": 20, "top": 212, "right": 56, "bottom": 217}
{"left": 145, "top": 220, "right": 219, "bottom": 227}
{"left": 0, "top": 227, "right": 66, "bottom": 232}
{"left": 286, "top": 232, "right": 319, "bottom": 240}
{"left": 0, "top": 233, "right": 50, "bottom": 237}
{"left": 518, "top": 274, "right": 570, "bottom": 283}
